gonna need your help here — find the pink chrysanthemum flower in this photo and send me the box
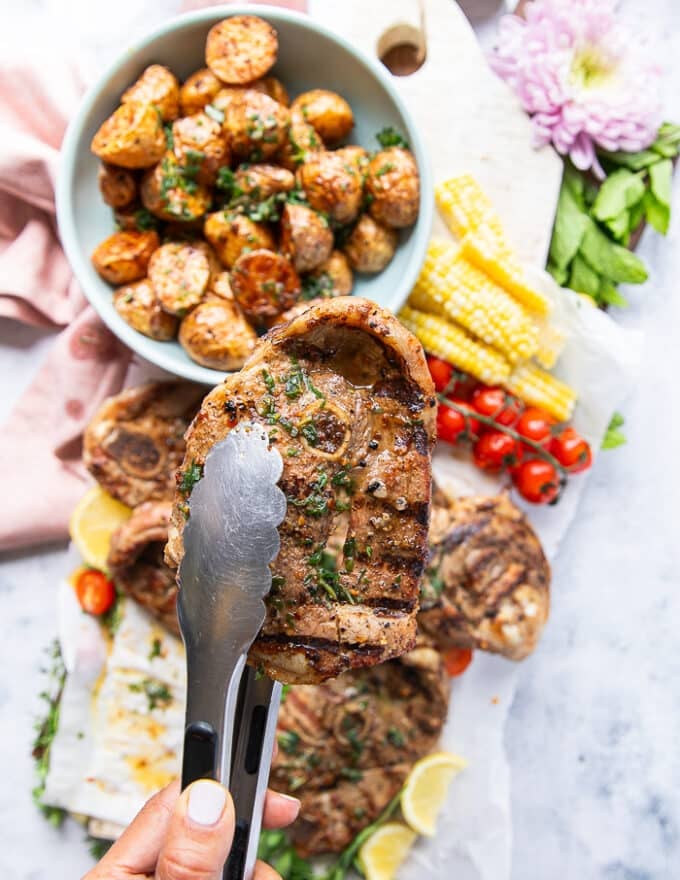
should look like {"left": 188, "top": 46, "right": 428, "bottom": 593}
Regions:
{"left": 489, "top": 0, "right": 662, "bottom": 177}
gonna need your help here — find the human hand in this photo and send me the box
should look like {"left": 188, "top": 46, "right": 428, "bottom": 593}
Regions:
{"left": 84, "top": 780, "right": 300, "bottom": 880}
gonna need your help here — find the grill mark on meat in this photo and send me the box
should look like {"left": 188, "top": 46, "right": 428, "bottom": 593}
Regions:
{"left": 372, "top": 376, "right": 425, "bottom": 413}
{"left": 254, "top": 633, "right": 387, "bottom": 657}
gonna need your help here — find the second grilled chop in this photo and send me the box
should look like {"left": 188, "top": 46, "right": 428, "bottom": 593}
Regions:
{"left": 166, "top": 297, "right": 436, "bottom": 684}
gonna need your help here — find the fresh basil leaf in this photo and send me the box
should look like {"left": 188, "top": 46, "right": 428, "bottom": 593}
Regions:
{"left": 549, "top": 182, "right": 589, "bottom": 271}
{"left": 593, "top": 169, "right": 645, "bottom": 221}
{"left": 598, "top": 278, "right": 628, "bottom": 308}
{"left": 643, "top": 189, "right": 670, "bottom": 235}
{"left": 650, "top": 158, "right": 672, "bottom": 208}
{"left": 568, "top": 253, "right": 601, "bottom": 298}
{"left": 579, "top": 218, "right": 648, "bottom": 283}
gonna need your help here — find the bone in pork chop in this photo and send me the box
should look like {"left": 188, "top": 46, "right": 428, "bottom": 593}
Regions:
{"left": 84, "top": 381, "right": 204, "bottom": 508}
{"left": 166, "top": 297, "right": 436, "bottom": 684}
{"left": 271, "top": 642, "right": 449, "bottom": 855}
{"left": 419, "top": 490, "right": 550, "bottom": 660}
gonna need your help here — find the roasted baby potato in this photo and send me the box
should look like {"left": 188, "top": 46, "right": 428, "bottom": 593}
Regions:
{"left": 171, "top": 112, "right": 230, "bottom": 185}
{"left": 148, "top": 242, "right": 212, "bottom": 316}
{"left": 205, "top": 15, "right": 278, "bottom": 84}
{"left": 179, "top": 67, "right": 222, "bottom": 116}
{"left": 234, "top": 163, "right": 295, "bottom": 199}
{"left": 277, "top": 108, "right": 324, "bottom": 171}
{"left": 91, "top": 229, "right": 159, "bottom": 285}
{"left": 342, "top": 214, "right": 398, "bottom": 273}
{"left": 224, "top": 90, "right": 289, "bottom": 161}
{"left": 261, "top": 76, "right": 290, "bottom": 107}
{"left": 306, "top": 249, "right": 353, "bottom": 297}
{"left": 179, "top": 296, "right": 257, "bottom": 370}
{"left": 113, "top": 279, "right": 178, "bottom": 340}
{"left": 204, "top": 211, "right": 275, "bottom": 268}
{"left": 366, "top": 147, "right": 420, "bottom": 229}
{"left": 98, "top": 164, "right": 137, "bottom": 208}
{"left": 230, "top": 249, "right": 301, "bottom": 323}
{"left": 91, "top": 102, "right": 166, "bottom": 169}
{"left": 291, "top": 89, "right": 353, "bottom": 145}
{"left": 121, "top": 64, "right": 180, "bottom": 121}
{"left": 280, "top": 203, "right": 333, "bottom": 273}
{"left": 209, "top": 270, "right": 235, "bottom": 301}
{"left": 297, "top": 152, "right": 363, "bottom": 224}
{"left": 140, "top": 153, "right": 212, "bottom": 222}
{"left": 335, "top": 145, "right": 370, "bottom": 173}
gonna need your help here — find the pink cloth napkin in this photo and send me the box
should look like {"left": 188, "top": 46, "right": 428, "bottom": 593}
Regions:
{"left": 0, "top": 0, "right": 304, "bottom": 553}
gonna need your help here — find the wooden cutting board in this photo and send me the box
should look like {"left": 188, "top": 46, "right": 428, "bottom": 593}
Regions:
{"left": 309, "top": 0, "right": 562, "bottom": 267}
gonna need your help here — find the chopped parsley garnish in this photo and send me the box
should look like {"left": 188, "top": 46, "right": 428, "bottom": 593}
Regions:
{"left": 129, "top": 678, "right": 173, "bottom": 712}
{"left": 101, "top": 592, "right": 124, "bottom": 637}
{"left": 340, "top": 767, "right": 364, "bottom": 781}
{"left": 376, "top": 126, "right": 410, "bottom": 149}
{"left": 301, "top": 271, "right": 334, "bottom": 301}
{"left": 289, "top": 470, "right": 329, "bottom": 517}
{"left": 332, "top": 468, "right": 355, "bottom": 493}
{"left": 300, "top": 420, "right": 318, "bottom": 447}
{"left": 179, "top": 461, "right": 203, "bottom": 496}
{"left": 148, "top": 638, "right": 162, "bottom": 661}
{"left": 32, "top": 641, "right": 67, "bottom": 828}
{"left": 262, "top": 369, "right": 276, "bottom": 392}
{"left": 163, "top": 122, "right": 174, "bottom": 150}
{"left": 387, "top": 727, "right": 405, "bottom": 747}
{"left": 204, "top": 103, "right": 225, "bottom": 124}
{"left": 215, "top": 166, "right": 242, "bottom": 200}
{"left": 375, "top": 162, "right": 395, "bottom": 177}
{"left": 134, "top": 208, "right": 159, "bottom": 231}
{"left": 305, "top": 544, "right": 356, "bottom": 604}
{"left": 278, "top": 730, "right": 301, "bottom": 754}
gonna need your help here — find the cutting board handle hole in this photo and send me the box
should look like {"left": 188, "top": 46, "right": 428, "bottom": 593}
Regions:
{"left": 377, "top": 23, "right": 426, "bottom": 76}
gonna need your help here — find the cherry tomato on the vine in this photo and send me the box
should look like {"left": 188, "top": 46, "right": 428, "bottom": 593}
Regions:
{"left": 513, "top": 459, "right": 560, "bottom": 504}
{"left": 74, "top": 568, "right": 117, "bottom": 616}
{"left": 443, "top": 647, "right": 473, "bottom": 677}
{"left": 426, "top": 355, "right": 455, "bottom": 393}
{"left": 471, "top": 386, "right": 523, "bottom": 426}
{"left": 449, "top": 399, "right": 480, "bottom": 437}
{"left": 472, "top": 431, "right": 520, "bottom": 471}
{"left": 516, "top": 407, "right": 554, "bottom": 453}
{"left": 436, "top": 404, "right": 467, "bottom": 444}
{"left": 551, "top": 427, "right": 592, "bottom": 473}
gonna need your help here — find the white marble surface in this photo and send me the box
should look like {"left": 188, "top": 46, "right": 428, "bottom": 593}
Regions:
{"left": 1, "top": 2, "right": 680, "bottom": 879}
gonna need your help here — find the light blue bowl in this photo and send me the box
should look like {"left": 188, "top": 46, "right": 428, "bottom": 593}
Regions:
{"left": 57, "top": 5, "right": 433, "bottom": 385}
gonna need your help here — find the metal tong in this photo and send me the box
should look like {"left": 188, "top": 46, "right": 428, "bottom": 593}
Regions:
{"left": 177, "top": 423, "right": 287, "bottom": 880}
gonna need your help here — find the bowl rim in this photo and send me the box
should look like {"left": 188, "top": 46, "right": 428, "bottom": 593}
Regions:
{"left": 56, "top": 3, "right": 433, "bottom": 386}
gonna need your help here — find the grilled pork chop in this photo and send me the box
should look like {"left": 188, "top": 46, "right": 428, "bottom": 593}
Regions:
{"left": 166, "top": 297, "right": 436, "bottom": 684}
{"left": 419, "top": 490, "right": 550, "bottom": 660}
{"left": 107, "top": 501, "right": 179, "bottom": 635}
{"left": 84, "top": 382, "right": 204, "bottom": 508}
{"left": 271, "top": 642, "right": 449, "bottom": 855}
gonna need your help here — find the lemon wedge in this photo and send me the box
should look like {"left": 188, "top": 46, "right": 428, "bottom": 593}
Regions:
{"left": 400, "top": 751, "right": 468, "bottom": 837}
{"left": 358, "top": 822, "right": 417, "bottom": 880}
{"left": 69, "top": 485, "right": 132, "bottom": 570}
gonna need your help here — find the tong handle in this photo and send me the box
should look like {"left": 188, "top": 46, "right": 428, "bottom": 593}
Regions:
{"left": 181, "top": 721, "right": 219, "bottom": 789}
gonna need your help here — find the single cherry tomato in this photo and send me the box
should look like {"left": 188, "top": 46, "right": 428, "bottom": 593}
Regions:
{"left": 74, "top": 569, "right": 116, "bottom": 616}
{"left": 513, "top": 458, "right": 560, "bottom": 504}
{"left": 551, "top": 427, "right": 592, "bottom": 473}
{"left": 436, "top": 404, "right": 466, "bottom": 444}
{"left": 516, "top": 407, "right": 554, "bottom": 453}
{"left": 426, "top": 355, "right": 455, "bottom": 393}
{"left": 449, "top": 399, "right": 480, "bottom": 437}
{"left": 471, "top": 386, "right": 523, "bottom": 426}
{"left": 443, "top": 647, "right": 473, "bottom": 677}
{"left": 472, "top": 430, "right": 520, "bottom": 471}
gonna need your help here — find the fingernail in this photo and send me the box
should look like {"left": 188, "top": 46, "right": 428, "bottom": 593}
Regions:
{"left": 278, "top": 793, "right": 301, "bottom": 817}
{"left": 187, "top": 780, "right": 227, "bottom": 827}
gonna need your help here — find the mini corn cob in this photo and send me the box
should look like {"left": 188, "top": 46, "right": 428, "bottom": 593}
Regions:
{"left": 399, "top": 305, "right": 511, "bottom": 386}
{"left": 412, "top": 243, "right": 539, "bottom": 363}
{"left": 505, "top": 362, "right": 577, "bottom": 422}
{"left": 460, "top": 233, "right": 551, "bottom": 317}
{"left": 435, "top": 174, "right": 506, "bottom": 244}
{"left": 534, "top": 321, "right": 566, "bottom": 370}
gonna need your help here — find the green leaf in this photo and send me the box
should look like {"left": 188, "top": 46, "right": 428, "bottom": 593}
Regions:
{"left": 598, "top": 278, "right": 628, "bottom": 308}
{"left": 592, "top": 169, "right": 645, "bottom": 221}
{"left": 563, "top": 163, "right": 586, "bottom": 208}
{"left": 643, "top": 189, "right": 670, "bottom": 235}
{"left": 602, "top": 412, "right": 626, "bottom": 450}
{"left": 547, "top": 260, "right": 568, "bottom": 286}
{"left": 628, "top": 198, "right": 647, "bottom": 233}
{"left": 568, "top": 253, "right": 601, "bottom": 298}
{"left": 604, "top": 210, "right": 630, "bottom": 242}
{"left": 600, "top": 149, "right": 659, "bottom": 171}
{"left": 549, "top": 181, "right": 590, "bottom": 271}
{"left": 579, "top": 218, "right": 648, "bottom": 283}
{"left": 650, "top": 158, "right": 672, "bottom": 208}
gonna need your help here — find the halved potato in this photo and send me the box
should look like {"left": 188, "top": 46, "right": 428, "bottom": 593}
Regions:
{"left": 140, "top": 153, "right": 212, "bottom": 222}
{"left": 121, "top": 64, "right": 180, "bottom": 121}
{"left": 231, "top": 249, "right": 301, "bottom": 323}
{"left": 366, "top": 147, "right": 420, "bottom": 229}
{"left": 343, "top": 214, "right": 398, "bottom": 273}
{"left": 204, "top": 211, "right": 275, "bottom": 268}
{"left": 148, "top": 242, "right": 212, "bottom": 316}
{"left": 224, "top": 90, "right": 289, "bottom": 161}
{"left": 297, "top": 151, "right": 363, "bottom": 225}
{"left": 179, "top": 296, "right": 257, "bottom": 370}
{"left": 91, "top": 103, "right": 165, "bottom": 169}
{"left": 290, "top": 89, "right": 353, "bottom": 145}
{"left": 306, "top": 250, "right": 353, "bottom": 297}
{"left": 98, "top": 164, "right": 137, "bottom": 208}
{"left": 113, "top": 280, "right": 178, "bottom": 340}
{"left": 234, "top": 163, "right": 295, "bottom": 200}
{"left": 179, "top": 68, "right": 222, "bottom": 116}
{"left": 205, "top": 15, "right": 278, "bottom": 85}
{"left": 277, "top": 108, "right": 324, "bottom": 171}
{"left": 280, "top": 203, "right": 333, "bottom": 273}
{"left": 172, "top": 112, "right": 230, "bottom": 186}
{"left": 261, "top": 76, "right": 289, "bottom": 107}
{"left": 91, "top": 230, "right": 159, "bottom": 285}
